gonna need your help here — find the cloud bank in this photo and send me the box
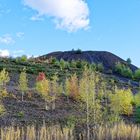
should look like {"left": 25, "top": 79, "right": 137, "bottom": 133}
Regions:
{"left": 0, "top": 50, "right": 10, "bottom": 57}
{"left": 0, "top": 34, "right": 15, "bottom": 45}
{"left": 24, "top": 0, "right": 90, "bottom": 32}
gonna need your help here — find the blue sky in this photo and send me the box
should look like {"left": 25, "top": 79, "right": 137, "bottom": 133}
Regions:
{"left": 0, "top": 0, "right": 140, "bottom": 66}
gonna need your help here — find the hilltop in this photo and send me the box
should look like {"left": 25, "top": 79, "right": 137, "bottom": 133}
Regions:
{"left": 37, "top": 50, "right": 138, "bottom": 72}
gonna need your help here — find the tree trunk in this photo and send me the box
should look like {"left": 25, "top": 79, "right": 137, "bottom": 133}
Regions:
{"left": 86, "top": 94, "right": 90, "bottom": 140}
{"left": 22, "top": 91, "right": 24, "bottom": 101}
{"left": 52, "top": 100, "right": 56, "bottom": 110}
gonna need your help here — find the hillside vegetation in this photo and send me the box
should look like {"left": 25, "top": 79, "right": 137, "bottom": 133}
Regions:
{"left": 0, "top": 51, "right": 140, "bottom": 140}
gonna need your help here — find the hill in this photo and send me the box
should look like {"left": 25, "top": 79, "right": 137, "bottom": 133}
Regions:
{"left": 0, "top": 50, "right": 139, "bottom": 127}
{"left": 38, "top": 50, "right": 138, "bottom": 72}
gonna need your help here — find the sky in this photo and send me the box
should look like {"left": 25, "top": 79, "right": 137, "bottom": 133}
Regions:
{"left": 0, "top": 0, "right": 140, "bottom": 66}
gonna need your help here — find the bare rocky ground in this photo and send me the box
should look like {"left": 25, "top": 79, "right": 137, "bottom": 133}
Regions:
{"left": 0, "top": 92, "right": 81, "bottom": 127}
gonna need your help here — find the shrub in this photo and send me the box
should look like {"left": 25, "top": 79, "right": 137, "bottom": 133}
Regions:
{"left": 135, "top": 106, "right": 140, "bottom": 123}
{"left": 115, "top": 62, "right": 133, "bottom": 78}
{"left": 75, "top": 49, "right": 82, "bottom": 54}
{"left": 50, "top": 57, "right": 57, "bottom": 64}
{"left": 97, "top": 63, "right": 104, "bottom": 72}
{"left": 90, "top": 63, "right": 96, "bottom": 71}
{"left": 16, "top": 55, "right": 28, "bottom": 62}
{"left": 20, "top": 55, "right": 28, "bottom": 62}
{"left": 123, "top": 67, "right": 133, "bottom": 78}
{"left": 110, "top": 89, "right": 133, "bottom": 116}
{"left": 134, "top": 69, "right": 140, "bottom": 81}
{"left": 59, "top": 59, "right": 66, "bottom": 70}
{"left": 134, "top": 92, "right": 140, "bottom": 107}
{"left": 0, "top": 104, "right": 5, "bottom": 115}
{"left": 76, "top": 60, "right": 82, "bottom": 68}
{"left": 17, "top": 111, "right": 24, "bottom": 118}
{"left": 70, "top": 60, "right": 77, "bottom": 68}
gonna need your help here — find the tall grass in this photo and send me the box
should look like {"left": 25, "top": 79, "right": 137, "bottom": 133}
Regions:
{"left": 0, "top": 122, "right": 140, "bottom": 140}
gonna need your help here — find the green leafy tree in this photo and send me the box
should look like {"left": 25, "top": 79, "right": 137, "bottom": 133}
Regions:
{"left": 66, "top": 74, "right": 79, "bottom": 100}
{"left": 110, "top": 89, "right": 133, "bottom": 116}
{"left": 36, "top": 73, "right": 50, "bottom": 110}
{"left": 79, "top": 67, "right": 102, "bottom": 140}
{"left": 126, "top": 58, "right": 132, "bottom": 64}
{"left": 0, "top": 103, "right": 5, "bottom": 115}
{"left": 20, "top": 55, "right": 28, "bottom": 62}
{"left": 59, "top": 59, "right": 66, "bottom": 70}
{"left": 49, "top": 74, "right": 59, "bottom": 110}
{"left": 0, "top": 69, "right": 10, "bottom": 98}
{"left": 18, "top": 68, "right": 28, "bottom": 101}
{"left": 0, "top": 68, "right": 10, "bottom": 87}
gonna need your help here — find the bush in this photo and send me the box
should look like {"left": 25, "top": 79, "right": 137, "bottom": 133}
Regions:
{"left": 134, "top": 92, "right": 140, "bottom": 107}
{"left": 97, "top": 63, "right": 104, "bottom": 72}
{"left": 126, "top": 58, "right": 132, "bottom": 64}
{"left": 16, "top": 55, "right": 28, "bottom": 63}
{"left": 17, "top": 111, "right": 24, "bottom": 118}
{"left": 115, "top": 62, "right": 133, "bottom": 78}
{"left": 75, "top": 49, "right": 82, "bottom": 54}
{"left": 110, "top": 89, "right": 133, "bottom": 116}
{"left": 60, "top": 59, "right": 66, "bottom": 70}
{"left": 135, "top": 106, "right": 140, "bottom": 123}
{"left": 0, "top": 104, "right": 5, "bottom": 115}
{"left": 134, "top": 69, "right": 140, "bottom": 81}
{"left": 76, "top": 60, "right": 82, "bottom": 68}
{"left": 91, "top": 63, "right": 97, "bottom": 71}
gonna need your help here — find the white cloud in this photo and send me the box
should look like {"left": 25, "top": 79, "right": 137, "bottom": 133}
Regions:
{"left": 0, "top": 34, "right": 15, "bottom": 45}
{"left": 0, "top": 49, "right": 10, "bottom": 57}
{"left": 16, "top": 32, "right": 25, "bottom": 39}
{"left": 24, "top": 0, "right": 90, "bottom": 32}
{"left": 30, "top": 14, "right": 44, "bottom": 21}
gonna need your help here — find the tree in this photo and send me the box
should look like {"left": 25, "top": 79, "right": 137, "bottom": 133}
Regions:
{"left": 0, "top": 68, "right": 10, "bottom": 87}
{"left": 49, "top": 74, "right": 59, "bottom": 110}
{"left": 36, "top": 72, "right": 50, "bottom": 110}
{"left": 110, "top": 89, "right": 133, "bottom": 116}
{"left": 126, "top": 58, "right": 132, "bottom": 64}
{"left": 79, "top": 67, "right": 102, "bottom": 140}
{"left": 64, "top": 78, "right": 71, "bottom": 102}
{"left": 0, "top": 69, "right": 10, "bottom": 98}
{"left": 75, "top": 49, "right": 82, "bottom": 54}
{"left": 64, "top": 74, "right": 79, "bottom": 100}
{"left": 18, "top": 68, "right": 28, "bottom": 101}
{"left": 59, "top": 59, "right": 66, "bottom": 70}
{"left": 115, "top": 62, "right": 123, "bottom": 74}
{"left": 20, "top": 55, "right": 28, "bottom": 62}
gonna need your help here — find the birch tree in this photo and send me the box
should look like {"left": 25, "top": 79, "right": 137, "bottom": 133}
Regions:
{"left": 36, "top": 72, "right": 50, "bottom": 110}
{"left": 18, "top": 68, "right": 28, "bottom": 101}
